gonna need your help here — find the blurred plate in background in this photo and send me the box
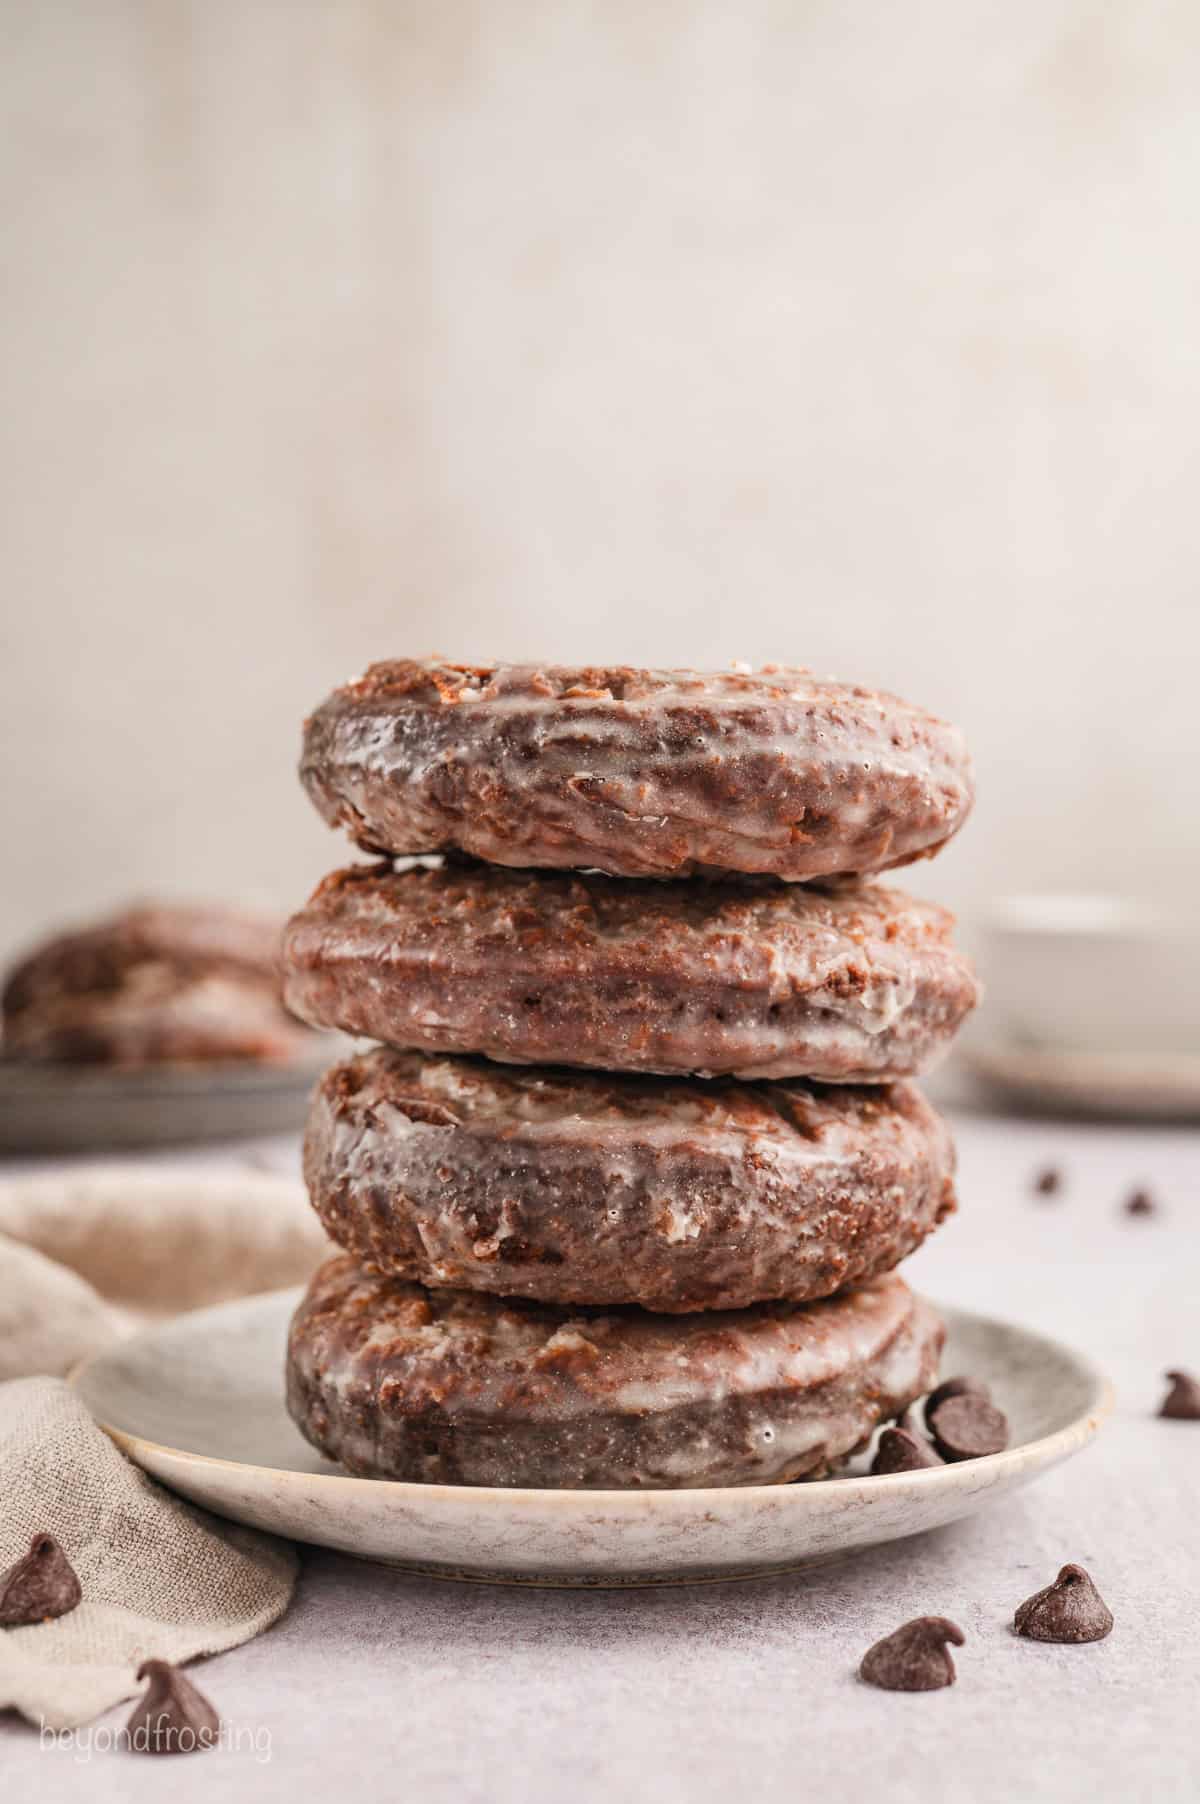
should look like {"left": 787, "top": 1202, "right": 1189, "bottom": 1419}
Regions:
{"left": 966, "top": 1044, "right": 1200, "bottom": 1122}
{"left": 0, "top": 1054, "right": 328, "bottom": 1152}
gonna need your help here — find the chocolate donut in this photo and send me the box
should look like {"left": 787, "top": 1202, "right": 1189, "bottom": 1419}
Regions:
{"left": 2, "top": 904, "right": 312, "bottom": 1066}
{"left": 282, "top": 862, "right": 978, "bottom": 1082}
{"left": 286, "top": 1256, "right": 944, "bottom": 1488}
{"left": 300, "top": 660, "right": 973, "bottom": 882}
{"left": 303, "top": 1049, "right": 956, "bottom": 1313}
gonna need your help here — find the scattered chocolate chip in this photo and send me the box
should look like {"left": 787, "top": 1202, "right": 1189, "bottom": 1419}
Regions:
{"left": 0, "top": 1532, "right": 82, "bottom": 1627}
{"left": 871, "top": 1426, "right": 945, "bottom": 1474}
{"left": 859, "top": 1616, "right": 965, "bottom": 1691}
{"left": 125, "top": 1660, "right": 220, "bottom": 1756}
{"left": 1033, "top": 1166, "right": 1062, "bottom": 1197}
{"left": 923, "top": 1374, "right": 991, "bottom": 1430}
{"left": 928, "top": 1394, "right": 1010, "bottom": 1462}
{"left": 1159, "top": 1370, "right": 1200, "bottom": 1420}
{"left": 1124, "top": 1189, "right": 1156, "bottom": 1217}
{"left": 1013, "top": 1564, "right": 1113, "bottom": 1643}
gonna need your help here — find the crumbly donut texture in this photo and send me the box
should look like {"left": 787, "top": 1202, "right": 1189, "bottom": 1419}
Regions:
{"left": 283, "top": 861, "right": 979, "bottom": 1082}
{"left": 303, "top": 1049, "right": 957, "bottom": 1312}
{"left": 286, "top": 1256, "right": 945, "bottom": 1488}
{"left": 300, "top": 660, "right": 974, "bottom": 882}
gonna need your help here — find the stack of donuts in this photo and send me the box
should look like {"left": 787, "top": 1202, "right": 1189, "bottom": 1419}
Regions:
{"left": 281, "top": 660, "right": 979, "bottom": 1490}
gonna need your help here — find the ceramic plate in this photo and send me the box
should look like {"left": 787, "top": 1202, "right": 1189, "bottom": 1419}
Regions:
{"left": 0, "top": 1053, "right": 332, "bottom": 1152}
{"left": 71, "top": 1290, "right": 1111, "bottom": 1586}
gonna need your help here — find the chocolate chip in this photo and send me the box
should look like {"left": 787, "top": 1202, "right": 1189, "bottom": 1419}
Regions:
{"left": 923, "top": 1374, "right": 991, "bottom": 1430}
{"left": 1013, "top": 1564, "right": 1113, "bottom": 1643}
{"left": 1124, "top": 1189, "right": 1156, "bottom": 1217}
{"left": 871, "top": 1427, "right": 945, "bottom": 1474}
{"left": 0, "top": 1532, "right": 82, "bottom": 1627}
{"left": 859, "top": 1616, "right": 965, "bottom": 1691}
{"left": 125, "top": 1660, "right": 220, "bottom": 1756}
{"left": 928, "top": 1394, "right": 1010, "bottom": 1462}
{"left": 1033, "top": 1166, "right": 1062, "bottom": 1196}
{"left": 1159, "top": 1369, "right": 1200, "bottom": 1420}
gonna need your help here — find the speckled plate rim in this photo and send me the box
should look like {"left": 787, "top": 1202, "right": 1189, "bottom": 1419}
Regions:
{"left": 70, "top": 1294, "right": 1113, "bottom": 1557}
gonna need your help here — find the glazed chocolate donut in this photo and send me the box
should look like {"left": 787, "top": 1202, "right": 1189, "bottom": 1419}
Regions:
{"left": 2, "top": 904, "right": 313, "bottom": 1066}
{"left": 282, "top": 862, "right": 979, "bottom": 1082}
{"left": 303, "top": 1049, "right": 956, "bottom": 1313}
{"left": 300, "top": 660, "right": 973, "bottom": 882}
{"left": 286, "top": 1255, "right": 944, "bottom": 1488}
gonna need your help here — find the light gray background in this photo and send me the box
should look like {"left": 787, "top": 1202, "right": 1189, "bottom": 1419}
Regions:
{"left": 1, "top": 0, "right": 1197, "bottom": 953}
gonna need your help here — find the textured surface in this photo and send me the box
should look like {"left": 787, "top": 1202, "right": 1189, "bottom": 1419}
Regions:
{"left": 2, "top": 905, "right": 311, "bottom": 1066}
{"left": 286, "top": 1259, "right": 943, "bottom": 1488}
{"left": 303, "top": 1049, "right": 956, "bottom": 1311}
{"left": 300, "top": 660, "right": 973, "bottom": 881}
{"left": 283, "top": 862, "right": 979, "bottom": 1081}
{"left": 3, "top": 1105, "right": 1197, "bottom": 1797}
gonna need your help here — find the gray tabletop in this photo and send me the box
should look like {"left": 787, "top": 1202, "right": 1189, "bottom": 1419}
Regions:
{"left": 4, "top": 1105, "right": 1198, "bottom": 1802}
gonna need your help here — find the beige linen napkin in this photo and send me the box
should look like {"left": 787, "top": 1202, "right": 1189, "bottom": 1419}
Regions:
{"left": 0, "top": 1377, "right": 297, "bottom": 1729}
{"left": 0, "top": 1164, "right": 331, "bottom": 1728}
{"left": 0, "top": 1165, "right": 329, "bottom": 1378}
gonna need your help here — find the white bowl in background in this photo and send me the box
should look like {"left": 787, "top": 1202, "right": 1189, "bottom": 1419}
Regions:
{"left": 980, "top": 893, "right": 1200, "bottom": 1059}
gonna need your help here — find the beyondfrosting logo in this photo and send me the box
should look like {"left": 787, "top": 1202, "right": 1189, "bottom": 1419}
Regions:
{"left": 39, "top": 1716, "right": 273, "bottom": 1764}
